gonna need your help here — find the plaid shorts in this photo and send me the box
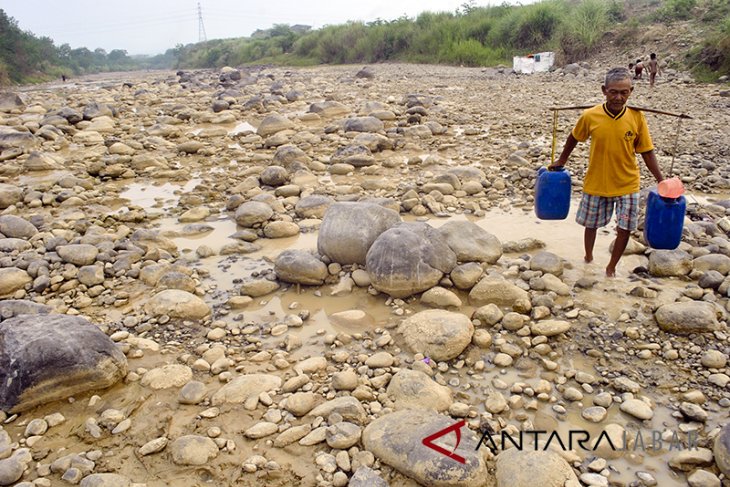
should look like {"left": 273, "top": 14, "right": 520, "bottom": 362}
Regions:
{"left": 576, "top": 192, "right": 639, "bottom": 231}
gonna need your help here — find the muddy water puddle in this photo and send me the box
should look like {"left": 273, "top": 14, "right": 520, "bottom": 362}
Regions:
{"left": 117, "top": 178, "right": 202, "bottom": 211}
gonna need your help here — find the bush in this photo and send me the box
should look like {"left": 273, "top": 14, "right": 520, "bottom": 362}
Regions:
{"left": 559, "top": 0, "right": 608, "bottom": 62}
{"left": 658, "top": 0, "right": 697, "bottom": 20}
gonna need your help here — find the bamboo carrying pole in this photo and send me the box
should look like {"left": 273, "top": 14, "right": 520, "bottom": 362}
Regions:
{"left": 548, "top": 105, "right": 693, "bottom": 175}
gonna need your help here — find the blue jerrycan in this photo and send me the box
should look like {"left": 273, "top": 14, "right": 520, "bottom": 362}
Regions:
{"left": 534, "top": 166, "right": 571, "bottom": 220}
{"left": 644, "top": 189, "right": 686, "bottom": 249}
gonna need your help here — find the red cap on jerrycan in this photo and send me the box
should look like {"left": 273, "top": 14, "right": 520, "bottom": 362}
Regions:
{"left": 657, "top": 177, "right": 685, "bottom": 199}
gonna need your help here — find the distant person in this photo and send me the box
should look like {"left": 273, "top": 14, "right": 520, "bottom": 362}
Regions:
{"left": 61, "top": 74, "right": 66, "bottom": 82}
{"left": 648, "top": 53, "right": 661, "bottom": 87}
{"left": 628, "top": 62, "right": 634, "bottom": 73}
{"left": 634, "top": 59, "right": 644, "bottom": 79}
{"left": 549, "top": 67, "right": 664, "bottom": 277}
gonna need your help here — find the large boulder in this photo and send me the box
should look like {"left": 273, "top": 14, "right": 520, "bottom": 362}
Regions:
{"left": 0, "top": 215, "right": 37, "bottom": 239}
{"left": 529, "top": 251, "right": 564, "bottom": 276}
{"left": 0, "top": 127, "right": 36, "bottom": 151}
{"left": 343, "top": 116, "right": 384, "bottom": 133}
{"left": 0, "top": 314, "right": 128, "bottom": 413}
{"left": 654, "top": 301, "right": 722, "bottom": 334}
{"left": 309, "top": 101, "right": 350, "bottom": 118}
{"left": 398, "top": 309, "right": 473, "bottom": 361}
{"left": 495, "top": 448, "right": 579, "bottom": 487}
{"left": 693, "top": 254, "right": 730, "bottom": 275}
{"left": 0, "top": 92, "right": 25, "bottom": 112}
{"left": 234, "top": 201, "right": 274, "bottom": 227}
{"left": 274, "top": 249, "right": 328, "bottom": 285}
{"left": 648, "top": 249, "right": 693, "bottom": 277}
{"left": 469, "top": 274, "right": 530, "bottom": 307}
{"left": 367, "top": 222, "right": 456, "bottom": 298}
{"left": 0, "top": 267, "right": 31, "bottom": 296}
{"left": 318, "top": 202, "right": 401, "bottom": 265}
{"left": 0, "top": 183, "right": 22, "bottom": 209}
{"left": 438, "top": 221, "right": 502, "bottom": 264}
{"left": 362, "top": 409, "right": 490, "bottom": 486}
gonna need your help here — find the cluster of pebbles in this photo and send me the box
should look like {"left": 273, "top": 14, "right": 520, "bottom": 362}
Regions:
{"left": 0, "top": 63, "right": 729, "bottom": 486}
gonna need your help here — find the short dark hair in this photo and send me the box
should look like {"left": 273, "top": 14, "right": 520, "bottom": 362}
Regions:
{"left": 650, "top": 53, "right": 656, "bottom": 59}
{"left": 605, "top": 67, "right": 633, "bottom": 86}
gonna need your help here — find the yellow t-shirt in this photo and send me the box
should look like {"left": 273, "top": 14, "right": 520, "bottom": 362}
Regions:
{"left": 572, "top": 104, "right": 654, "bottom": 197}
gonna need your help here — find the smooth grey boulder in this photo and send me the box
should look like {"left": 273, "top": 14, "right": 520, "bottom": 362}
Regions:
{"left": 331, "top": 144, "right": 375, "bottom": 167}
{"left": 694, "top": 254, "right": 730, "bottom": 275}
{"left": 0, "top": 267, "right": 31, "bottom": 296}
{"left": 171, "top": 435, "right": 218, "bottom": 465}
{"left": 318, "top": 202, "right": 401, "bottom": 265}
{"left": 309, "top": 101, "right": 350, "bottom": 118}
{"left": 344, "top": 116, "right": 384, "bottom": 133}
{"left": 0, "top": 300, "right": 50, "bottom": 321}
{"left": 713, "top": 423, "right": 730, "bottom": 476}
{"left": 273, "top": 145, "right": 311, "bottom": 169}
{"left": 260, "top": 165, "right": 289, "bottom": 186}
{"left": 648, "top": 249, "right": 693, "bottom": 277}
{"left": 56, "top": 244, "right": 99, "bottom": 266}
{"left": 530, "top": 251, "right": 564, "bottom": 276}
{"left": 295, "top": 195, "right": 334, "bottom": 218}
{"left": 274, "top": 249, "right": 328, "bottom": 285}
{"left": 362, "top": 409, "right": 490, "bottom": 487}
{"left": 495, "top": 448, "right": 579, "bottom": 487}
{"left": 654, "top": 301, "right": 722, "bottom": 333}
{"left": 367, "top": 222, "right": 456, "bottom": 298}
{"left": 0, "top": 183, "right": 22, "bottom": 209}
{"left": 257, "top": 112, "right": 293, "bottom": 137}
{"left": 0, "top": 238, "right": 34, "bottom": 254}
{"left": 0, "top": 215, "right": 37, "bottom": 239}
{"left": 349, "top": 466, "right": 388, "bottom": 487}
{"left": 438, "top": 221, "right": 502, "bottom": 264}
{"left": 0, "top": 127, "right": 36, "bottom": 151}
{"left": 0, "top": 92, "right": 25, "bottom": 112}
{"left": 83, "top": 102, "right": 114, "bottom": 120}
{"left": 398, "top": 309, "right": 473, "bottom": 361}
{"left": 234, "top": 201, "right": 274, "bottom": 227}
{"left": 0, "top": 314, "right": 128, "bottom": 413}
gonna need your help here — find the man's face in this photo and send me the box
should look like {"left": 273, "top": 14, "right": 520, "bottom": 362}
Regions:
{"left": 601, "top": 78, "right": 633, "bottom": 113}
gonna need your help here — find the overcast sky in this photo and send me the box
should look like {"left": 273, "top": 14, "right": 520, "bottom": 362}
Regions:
{"left": 0, "top": 0, "right": 533, "bottom": 56}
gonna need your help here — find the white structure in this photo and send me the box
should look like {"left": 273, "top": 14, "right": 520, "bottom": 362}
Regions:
{"left": 512, "top": 52, "right": 555, "bottom": 74}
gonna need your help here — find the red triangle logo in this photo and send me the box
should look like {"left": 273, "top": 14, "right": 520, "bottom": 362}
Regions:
{"left": 421, "top": 420, "right": 467, "bottom": 464}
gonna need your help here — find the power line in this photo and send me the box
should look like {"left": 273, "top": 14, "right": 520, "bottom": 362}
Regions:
{"left": 198, "top": 2, "right": 207, "bottom": 42}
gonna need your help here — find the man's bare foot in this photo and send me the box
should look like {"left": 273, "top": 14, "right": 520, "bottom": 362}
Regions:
{"left": 605, "top": 267, "right": 616, "bottom": 277}
{"left": 584, "top": 255, "right": 593, "bottom": 263}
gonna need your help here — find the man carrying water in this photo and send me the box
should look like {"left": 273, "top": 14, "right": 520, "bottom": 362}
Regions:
{"left": 549, "top": 67, "right": 664, "bottom": 277}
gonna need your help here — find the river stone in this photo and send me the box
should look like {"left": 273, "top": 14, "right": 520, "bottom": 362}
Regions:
{"left": 0, "top": 268, "right": 31, "bottom": 296}
{"left": 619, "top": 398, "right": 653, "bottom": 420}
{"left": 285, "top": 392, "right": 317, "bottom": 416}
{"left": 469, "top": 274, "right": 529, "bottom": 307}
{"left": 272, "top": 145, "right": 311, "bottom": 168}
{"left": 234, "top": 201, "right": 274, "bottom": 227}
{"left": 56, "top": 244, "right": 99, "bottom": 266}
{"left": 438, "top": 220, "right": 503, "bottom": 264}
{"left": 171, "top": 435, "right": 219, "bottom": 465}
{"left": 83, "top": 102, "right": 114, "bottom": 120}
{"left": 367, "top": 223, "right": 456, "bottom": 298}
{"left": 141, "top": 364, "right": 193, "bottom": 390}
{"left": 318, "top": 202, "right": 401, "bottom": 265}
{"left": 450, "top": 262, "right": 484, "bottom": 290}
{"left": 308, "top": 396, "right": 367, "bottom": 424}
{"left": 78, "top": 473, "right": 131, "bottom": 487}
{"left": 274, "top": 249, "right": 328, "bottom": 285}
{"left": 648, "top": 249, "right": 693, "bottom": 277}
{"left": 144, "top": 290, "right": 210, "bottom": 320}
{"left": 344, "top": 116, "right": 384, "bottom": 133}
{"left": 0, "top": 92, "right": 24, "bottom": 112}
{"left": 0, "top": 314, "right": 127, "bottom": 413}
{"left": 421, "top": 287, "right": 462, "bottom": 308}
{"left": 257, "top": 112, "right": 294, "bottom": 137}
{"left": 362, "top": 409, "right": 489, "bottom": 486}
{"left": 701, "top": 350, "right": 727, "bottom": 368}
{"left": 0, "top": 454, "right": 24, "bottom": 485}
{"left": 0, "top": 300, "right": 50, "bottom": 321}
{"left": 260, "top": 165, "right": 289, "bottom": 186}
{"left": 714, "top": 423, "right": 730, "bottom": 476}
{"left": 331, "top": 144, "right": 375, "bottom": 167}
{"left": 495, "top": 448, "right": 579, "bottom": 487}
{"left": 0, "top": 127, "right": 36, "bottom": 151}
{"left": 349, "top": 466, "right": 388, "bottom": 487}
{"left": 0, "top": 215, "right": 37, "bottom": 239}
{"left": 0, "top": 238, "right": 31, "bottom": 253}
{"left": 693, "top": 254, "right": 730, "bottom": 275}
{"left": 530, "top": 251, "right": 564, "bottom": 276}
{"left": 309, "top": 101, "right": 350, "bottom": 118}
{"left": 0, "top": 183, "right": 21, "bottom": 209}
{"left": 263, "top": 221, "right": 300, "bottom": 238}
{"left": 398, "top": 309, "right": 473, "bottom": 361}
{"left": 531, "top": 320, "right": 571, "bottom": 337}
{"left": 654, "top": 301, "right": 721, "bottom": 334}
{"left": 211, "top": 374, "right": 282, "bottom": 405}
{"left": 387, "top": 369, "right": 453, "bottom": 411}
{"left": 687, "top": 470, "right": 721, "bottom": 487}
{"left": 295, "top": 195, "right": 334, "bottom": 218}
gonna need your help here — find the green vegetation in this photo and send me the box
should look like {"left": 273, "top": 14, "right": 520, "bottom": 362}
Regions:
{"left": 1, "top": 0, "right": 729, "bottom": 85}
